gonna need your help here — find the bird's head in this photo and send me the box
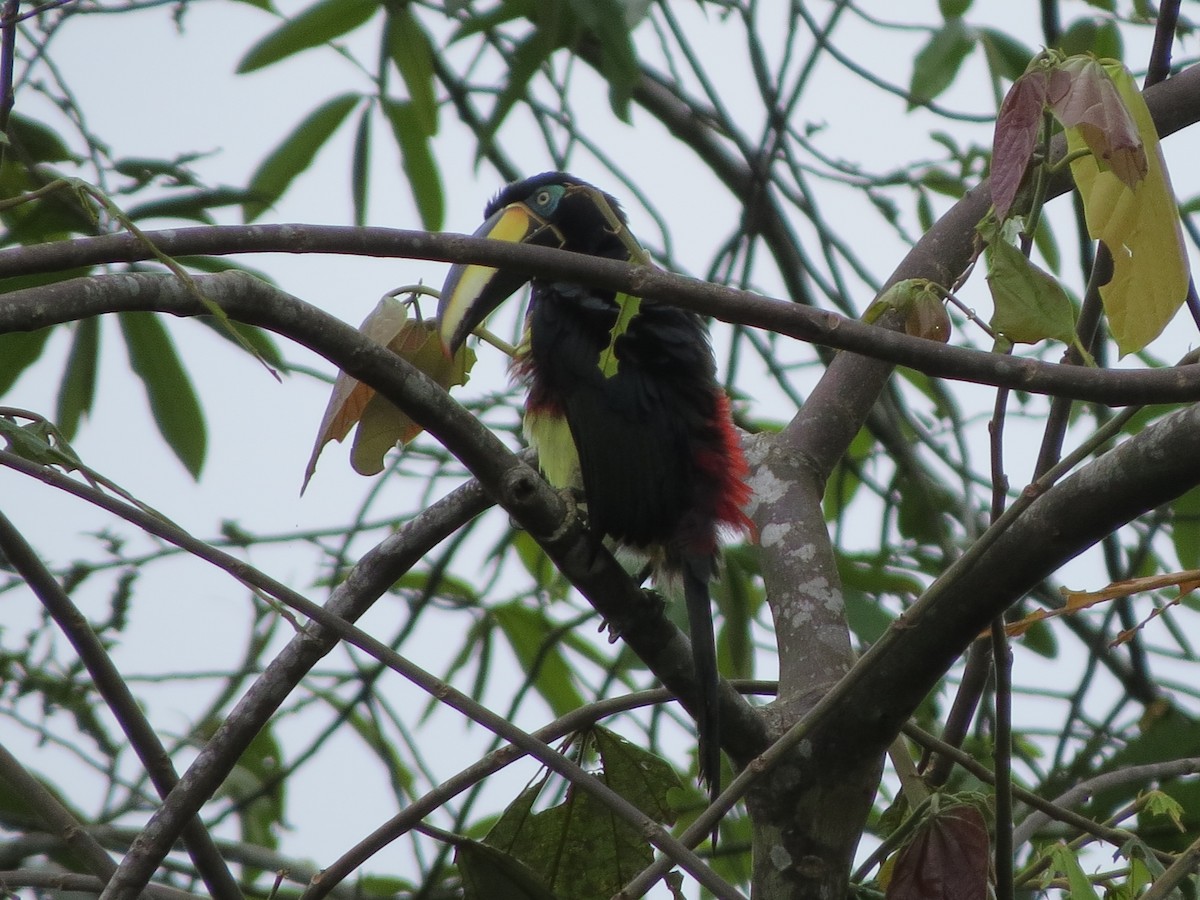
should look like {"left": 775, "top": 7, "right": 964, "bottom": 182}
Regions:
{"left": 438, "top": 172, "right": 629, "bottom": 352}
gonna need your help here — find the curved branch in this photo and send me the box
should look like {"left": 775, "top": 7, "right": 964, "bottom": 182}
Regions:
{"left": 816, "top": 398, "right": 1200, "bottom": 773}
{"left": 0, "top": 271, "right": 768, "bottom": 899}
{"left": 0, "top": 510, "right": 243, "bottom": 900}
{"left": 1, "top": 225, "right": 1199, "bottom": 405}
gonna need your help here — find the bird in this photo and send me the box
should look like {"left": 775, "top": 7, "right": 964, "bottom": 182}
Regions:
{"left": 437, "top": 171, "right": 752, "bottom": 806}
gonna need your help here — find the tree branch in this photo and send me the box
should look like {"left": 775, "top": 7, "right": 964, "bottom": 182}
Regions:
{"left": 814, "top": 398, "right": 1200, "bottom": 772}
{"left": 0, "top": 270, "right": 767, "bottom": 899}
{"left": 3, "top": 224, "right": 1200, "bottom": 405}
{"left": 0, "top": 510, "right": 244, "bottom": 900}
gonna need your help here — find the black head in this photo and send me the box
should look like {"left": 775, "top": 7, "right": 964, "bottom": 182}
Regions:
{"left": 484, "top": 172, "right": 630, "bottom": 261}
{"left": 438, "top": 172, "right": 632, "bottom": 350}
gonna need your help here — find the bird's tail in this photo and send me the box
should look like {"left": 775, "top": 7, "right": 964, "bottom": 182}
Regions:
{"left": 682, "top": 555, "right": 721, "bottom": 808}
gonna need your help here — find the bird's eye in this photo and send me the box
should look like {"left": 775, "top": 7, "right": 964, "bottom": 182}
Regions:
{"left": 526, "top": 184, "right": 564, "bottom": 215}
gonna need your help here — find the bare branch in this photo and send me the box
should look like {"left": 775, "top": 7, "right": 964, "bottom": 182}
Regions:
{"left": 2, "top": 225, "right": 1200, "bottom": 406}
{"left": 0, "top": 510, "right": 243, "bottom": 900}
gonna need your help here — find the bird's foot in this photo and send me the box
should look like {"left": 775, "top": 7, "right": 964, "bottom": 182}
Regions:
{"left": 596, "top": 587, "right": 665, "bottom": 644}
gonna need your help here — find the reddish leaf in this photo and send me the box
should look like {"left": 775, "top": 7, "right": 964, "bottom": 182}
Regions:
{"left": 1048, "top": 57, "right": 1146, "bottom": 189}
{"left": 991, "top": 70, "right": 1048, "bottom": 219}
{"left": 886, "top": 804, "right": 989, "bottom": 900}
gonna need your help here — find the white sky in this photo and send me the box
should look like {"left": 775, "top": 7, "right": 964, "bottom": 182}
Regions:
{"left": 3, "top": 1, "right": 1200, "bottom": 896}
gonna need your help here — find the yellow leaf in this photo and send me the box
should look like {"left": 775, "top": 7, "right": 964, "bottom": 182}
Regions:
{"left": 1062, "top": 60, "right": 1190, "bottom": 355}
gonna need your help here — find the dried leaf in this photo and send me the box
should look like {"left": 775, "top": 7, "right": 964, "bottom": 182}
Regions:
{"left": 1006, "top": 568, "right": 1200, "bottom": 638}
{"left": 303, "top": 296, "right": 474, "bottom": 491}
{"left": 1063, "top": 569, "right": 1200, "bottom": 606}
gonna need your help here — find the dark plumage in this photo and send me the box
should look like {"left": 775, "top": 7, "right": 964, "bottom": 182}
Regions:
{"left": 439, "top": 172, "right": 752, "bottom": 808}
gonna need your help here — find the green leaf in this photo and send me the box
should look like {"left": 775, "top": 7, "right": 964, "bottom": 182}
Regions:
{"left": 1049, "top": 843, "right": 1102, "bottom": 900}
{"left": 481, "top": 27, "right": 560, "bottom": 148}
{"left": 1141, "top": 789, "right": 1186, "bottom": 832}
{"left": 237, "top": 0, "right": 378, "bottom": 73}
{"left": 593, "top": 726, "right": 682, "bottom": 823}
{"left": 837, "top": 554, "right": 923, "bottom": 601}
{"left": 986, "top": 238, "right": 1082, "bottom": 351}
{"left": 381, "top": 99, "right": 445, "bottom": 230}
{"left": 978, "top": 28, "right": 1033, "bottom": 84}
{"left": 844, "top": 592, "right": 896, "bottom": 647}
{"left": 126, "top": 188, "right": 254, "bottom": 225}
{"left": 863, "top": 278, "right": 949, "bottom": 342}
{"left": 231, "top": 727, "right": 285, "bottom": 853}
{"left": 449, "top": 2, "right": 527, "bottom": 41}
{"left": 457, "top": 839, "right": 558, "bottom": 900}
{"left": 615, "top": 0, "right": 652, "bottom": 28}
{"left": 512, "top": 530, "right": 568, "bottom": 600}
{"left": 244, "top": 93, "right": 361, "bottom": 221}
{"left": 5, "top": 113, "right": 76, "bottom": 162}
{"left": 56, "top": 318, "right": 99, "bottom": 440}
{"left": 909, "top": 18, "right": 976, "bottom": 108}
{"left": 1019, "top": 616, "right": 1058, "bottom": 658}
{"left": 0, "top": 417, "right": 79, "bottom": 469}
{"left": 1059, "top": 59, "right": 1188, "bottom": 354}
{"left": 482, "top": 733, "right": 666, "bottom": 900}
{"left": 1032, "top": 213, "right": 1061, "bottom": 274}
{"left": 824, "top": 427, "right": 873, "bottom": 520}
{"left": 894, "top": 471, "right": 952, "bottom": 546}
{"left": 1106, "top": 852, "right": 1153, "bottom": 900}
{"left": 598, "top": 292, "right": 641, "bottom": 378}
{"left": 193, "top": 316, "right": 286, "bottom": 369}
{"left": 1173, "top": 486, "right": 1200, "bottom": 569}
{"left": 492, "top": 602, "right": 584, "bottom": 717}
{"left": 824, "top": 462, "right": 861, "bottom": 521}
{"left": 353, "top": 876, "right": 418, "bottom": 897}
{"left": 920, "top": 166, "right": 966, "bottom": 198}
{"left": 0, "top": 327, "right": 52, "bottom": 396}
{"left": 916, "top": 188, "right": 935, "bottom": 232}
{"left": 1058, "top": 18, "right": 1123, "bottom": 59}
{"left": 1089, "top": 708, "right": 1200, "bottom": 822}
{"left": 118, "top": 313, "right": 207, "bottom": 479}
{"left": 714, "top": 545, "right": 761, "bottom": 679}
{"left": 351, "top": 105, "right": 371, "bottom": 227}
{"left": 386, "top": 8, "right": 439, "bottom": 136}
{"left": 564, "top": 0, "right": 639, "bottom": 120}
{"left": 939, "top": 0, "right": 972, "bottom": 18}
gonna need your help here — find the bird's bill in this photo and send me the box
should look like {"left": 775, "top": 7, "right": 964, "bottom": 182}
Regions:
{"left": 438, "top": 203, "right": 564, "bottom": 352}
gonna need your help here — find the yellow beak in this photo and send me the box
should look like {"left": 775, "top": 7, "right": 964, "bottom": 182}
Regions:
{"left": 438, "top": 203, "right": 563, "bottom": 352}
